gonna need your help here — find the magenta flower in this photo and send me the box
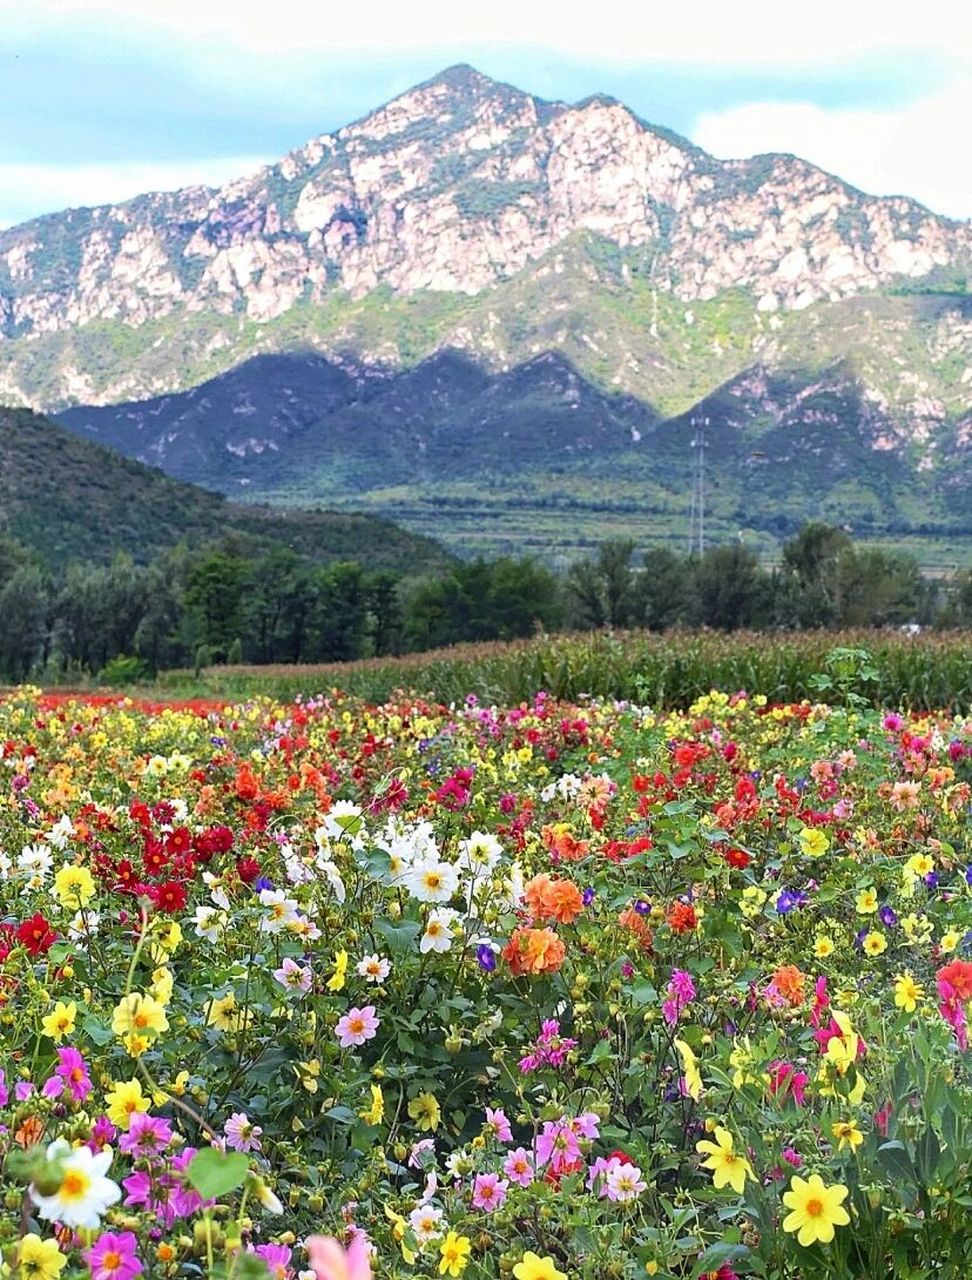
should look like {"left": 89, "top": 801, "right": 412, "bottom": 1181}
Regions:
{"left": 84, "top": 1231, "right": 143, "bottom": 1280}
{"left": 484, "top": 1107, "right": 513, "bottom": 1144}
{"left": 253, "top": 1244, "right": 293, "bottom": 1280}
{"left": 335, "top": 1006, "right": 380, "bottom": 1049}
{"left": 118, "top": 1112, "right": 174, "bottom": 1158}
{"left": 471, "top": 1172, "right": 508, "bottom": 1212}
{"left": 503, "top": 1146, "right": 535, "bottom": 1187}
{"left": 90, "top": 1116, "right": 117, "bottom": 1151}
{"left": 225, "top": 1111, "right": 263, "bottom": 1153}
{"left": 662, "top": 969, "right": 696, "bottom": 1024}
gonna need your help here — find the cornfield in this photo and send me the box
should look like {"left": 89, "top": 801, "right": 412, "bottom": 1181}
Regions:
{"left": 157, "top": 629, "right": 972, "bottom": 711}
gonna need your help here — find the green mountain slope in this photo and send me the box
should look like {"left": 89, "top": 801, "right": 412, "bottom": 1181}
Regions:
{"left": 0, "top": 405, "right": 452, "bottom": 572}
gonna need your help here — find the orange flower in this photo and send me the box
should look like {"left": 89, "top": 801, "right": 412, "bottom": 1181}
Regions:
{"left": 770, "top": 964, "right": 806, "bottom": 1006}
{"left": 502, "top": 927, "right": 566, "bottom": 976}
{"left": 523, "top": 874, "right": 585, "bottom": 925}
{"left": 15, "top": 1115, "right": 45, "bottom": 1148}
{"left": 667, "top": 902, "right": 698, "bottom": 934}
{"left": 618, "top": 906, "right": 653, "bottom": 951}
{"left": 540, "top": 824, "right": 589, "bottom": 861}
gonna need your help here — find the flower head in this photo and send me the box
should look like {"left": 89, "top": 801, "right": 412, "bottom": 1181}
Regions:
{"left": 781, "top": 1173, "right": 850, "bottom": 1246}
{"left": 696, "top": 1126, "right": 753, "bottom": 1195}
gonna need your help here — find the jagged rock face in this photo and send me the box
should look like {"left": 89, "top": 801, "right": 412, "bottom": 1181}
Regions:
{"left": 2, "top": 65, "right": 969, "bottom": 359}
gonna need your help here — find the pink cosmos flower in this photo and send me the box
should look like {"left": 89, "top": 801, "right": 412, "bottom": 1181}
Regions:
{"left": 225, "top": 1111, "right": 263, "bottom": 1153}
{"left": 305, "top": 1235, "right": 372, "bottom": 1280}
{"left": 503, "top": 1146, "right": 535, "bottom": 1187}
{"left": 274, "top": 957, "right": 312, "bottom": 994}
{"left": 534, "top": 1120, "right": 581, "bottom": 1172}
{"left": 84, "top": 1231, "right": 143, "bottom": 1280}
{"left": 485, "top": 1107, "right": 513, "bottom": 1144}
{"left": 471, "top": 1172, "right": 508, "bottom": 1212}
{"left": 335, "top": 1006, "right": 380, "bottom": 1049}
{"left": 54, "top": 1046, "right": 93, "bottom": 1103}
{"left": 587, "top": 1154, "right": 622, "bottom": 1197}
{"left": 604, "top": 1161, "right": 647, "bottom": 1201}
{"left": 569, "top": 1112, "right": 600, "bottom": 1140}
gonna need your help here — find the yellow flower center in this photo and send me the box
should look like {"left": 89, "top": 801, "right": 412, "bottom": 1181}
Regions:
{"left": 805, "top": 1196, "right": 824, "bottom": 1217}
{"left": 349, "top": 1016, "right": 365, "bottom": 1035}
{"left": 102, "top": 1251, "right": 122, "bottom": 1273}
{"left": 60, "top": 1168, "right": 91, "bottom": 1201}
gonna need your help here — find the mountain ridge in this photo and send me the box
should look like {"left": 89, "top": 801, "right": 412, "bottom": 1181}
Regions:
{"left": 2, "top": 65, "right": 970, "bottom": 562}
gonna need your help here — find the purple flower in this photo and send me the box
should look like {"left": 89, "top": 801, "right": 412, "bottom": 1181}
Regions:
{"left": 582, "top": 887, "right": 595, "bottom": 905}
{"left": 634, "top": 900, "right": 651, "bottom": 915}
{"left": 879, "top": 905, "right": 898, "bottom": 927}
{"left": 476, "top": 944, "right": 497, "bottom": 972}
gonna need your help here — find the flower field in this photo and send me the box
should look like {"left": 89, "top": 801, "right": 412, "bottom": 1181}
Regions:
{"left": 1, "top": 680, "right": 970, "bottom": 1279}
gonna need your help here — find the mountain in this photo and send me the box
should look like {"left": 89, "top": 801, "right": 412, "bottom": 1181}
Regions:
{"left": 2, "top": 65, "right": 971, "bottom": 560}
{"left": 0, "top": 404, "right": 452, "bottom": 571}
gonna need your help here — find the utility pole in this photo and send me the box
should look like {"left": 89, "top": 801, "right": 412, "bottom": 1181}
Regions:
{"left": 687, "top": 414, "right": 709, "bottom": 557}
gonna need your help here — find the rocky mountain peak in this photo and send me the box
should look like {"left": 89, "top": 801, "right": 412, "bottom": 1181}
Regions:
{"left": 0, "top": 67, "right": 968, "bottom": 413}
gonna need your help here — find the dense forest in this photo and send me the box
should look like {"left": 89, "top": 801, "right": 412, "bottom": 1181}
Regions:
{"left": 0, "top": 522, "right": 969, "bottom": 684}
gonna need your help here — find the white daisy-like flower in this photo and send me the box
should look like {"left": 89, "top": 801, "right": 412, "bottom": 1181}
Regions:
{"left": 406, "top": 858, "right": 460, "bottom": 904}
{"left": 420, "top": 907, "right": 459, "bottom": 954}
{"left": 409, "top": 1202, "right": 444, "bottom": 1245}
{"left": 31, "top": 1139, "right": 121, "bottom": 1229}
{"left": 258, "top": 889, "right": 300, "bottom": 933}
{"left": 356, "top": 954, "right": 391, "bottom": 983}
{"left": 457, "top": 831, "right": 503, "bottom": 876}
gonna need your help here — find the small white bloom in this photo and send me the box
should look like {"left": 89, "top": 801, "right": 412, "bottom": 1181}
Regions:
{"left": 457, "top": 831, "right": 502, "bottom": 876}
{"left": 356, "top": 954, "right": 391, "bottom": 983}
{"left": 259, "top": 889, "right": 300, "bottom": 933}
{"left": 420, "top": 907, "right": 459, "bottom": 954}
{"left": 409, "top": 1202, "right": 444, "bottom": 1245}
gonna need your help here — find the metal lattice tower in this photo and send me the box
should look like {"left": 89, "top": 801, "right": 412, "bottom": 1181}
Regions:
{"left": 687, "top": 415, "right": 709, "bottom": 557}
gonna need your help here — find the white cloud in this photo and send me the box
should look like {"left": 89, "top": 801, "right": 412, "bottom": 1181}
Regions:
{"left": 0, "top": 157, "right": 271, "bottom": 228}
{"left": 693, "top": 82, "right": 972, "bottom": 220}
{"left": 25, "top": 0, "right": 972, "bottom": 60}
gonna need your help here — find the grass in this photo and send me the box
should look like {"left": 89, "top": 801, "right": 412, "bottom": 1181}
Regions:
{"left": 149, "top": 628, "right": 972, "bottom": 713}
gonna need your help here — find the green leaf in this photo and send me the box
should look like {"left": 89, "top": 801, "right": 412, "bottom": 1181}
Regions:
{"left": 186, "top": 1149, "right": 249, "bottom": 1200}
{"left": 916, "top": 1127, "right": 941, "bottom": 1183}
{"left": 81, "top": 1014, "right": 113, "bottom": 1046}
{"left": 877, "top": 1141, "right": 919, "bottom": 1187}
{"left": 235, "top": 1254, "right": 271, "bottom": 1280}
{"left": 587, "top": 1039, "right": 614, "bottom": 1065}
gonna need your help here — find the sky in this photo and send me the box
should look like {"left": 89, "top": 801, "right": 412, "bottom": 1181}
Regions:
{"left": 1, "top": 0, "right": 970, "bottom": 228}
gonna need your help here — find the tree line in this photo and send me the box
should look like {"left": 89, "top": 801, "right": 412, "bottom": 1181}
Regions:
{"left": 0, "top": 523, "right": 969, "bottom": 683}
